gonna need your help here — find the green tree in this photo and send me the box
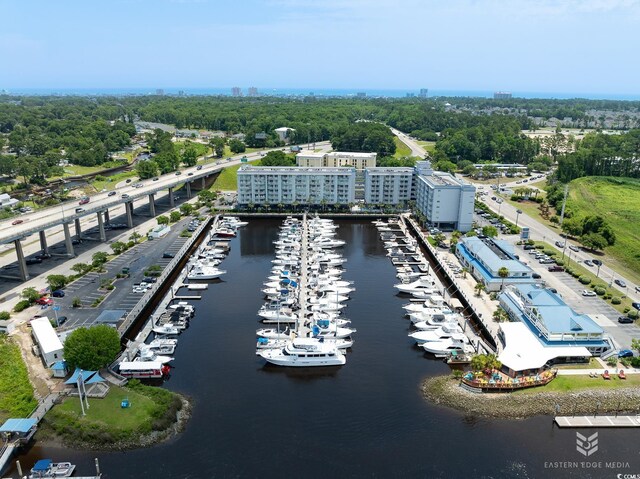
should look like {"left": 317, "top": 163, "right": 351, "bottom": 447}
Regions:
{"left": 71, "top": 263, "right": 92, "bottom": 275}
{"left": 474, "top": 282, "right": 485, "bottom": 297}
{"left": 63, "top": 325, "right": 121, "bottom": 370}
{"left": 110, "top": 241, "right": 126, "bottom": 255}
{"left": 129, "top": 231, "right": 142, "bottom": 244}
{"left": 21, "top": 287, "right": 41, "bottom": 303}
{"left": 46, "top": 275, "right": 68, "bottom": 291}
{"left": 170, "top": 211, "right": 181, "bottom": 223}
{"left": 91, "top": 251, "right": 108, "bottom": 268}
{"left": 181, "top": 143, "right": 199, "bottom": 167}
{"left": 180, "top": 203, "right": 194, "bottom": 216}
{"left": 209, "top": 138, "right": 225, "bottom": 158}
{"left": 580, "top": 232, "right": 608, "bottom": 251}
{"left": 261, "top": 150, "right": 295, "bottom": 166}
{"left": 482, "top": 225, "right": 498, "bottom": 238}
{"left": 498, "top": 267, "right": 509, "bottom": 290}
{"left": 156, "top": 215, "right": 169, "bottom": 225}
{"left": 136, "top": 159, "right": 158, "bottom": 179}
{"left": 228, "top": 138, "right": 246, "bottom": 154}
{"left": 631, "top": 339, "right": 640, "bottom": 355}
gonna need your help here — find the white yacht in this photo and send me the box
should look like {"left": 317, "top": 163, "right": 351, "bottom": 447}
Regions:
{"left": 257, "top": 338, "right": 346, "bottom": 367}
{"left": 408, "top": 323, "right": 464, "bottom": 344}
{"left": 137, "top": 349, "right": 174, "bottom": 364}
{"left": 153, "top": 324, "right": 180, "bottom": 336}
{"left": 313, "top": 325, "right": 356, "bottom": 339}
{"left": 146, "top": 338, "right": 178, "bottom": 354}
{"left": 394, "top": 276, "right": 436, "bottom": 294}
{"left": 188, "top": 264, "right": 226, "bottom": 280}
{"left": 256, "top": 327, "right": 293, "bottom": 339}
{"left": 422, "top": 336, "right": 475, "bottom": 357}
{"left": 257, "top": 336, "right": 353, "bottom": 350}
{"left": 257, "top": 307, "right": 297, "bottom": 323}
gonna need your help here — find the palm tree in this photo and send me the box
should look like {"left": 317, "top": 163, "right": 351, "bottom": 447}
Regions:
{"left": 461, "top": 267, "right": 468, "bottom": 279}
{"left": 129, "top": 231, "right": 142, "bottom": 244}
{"left": 474, "top": 282, "right": 485, "bottom": 297}
{"left": 498, "top": 267, "right": 509, "bottom": 291}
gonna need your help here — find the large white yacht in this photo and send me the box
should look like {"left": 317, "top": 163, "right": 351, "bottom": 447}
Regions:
{"left": 394, "top": 276, "right": 436, "bottom": 294}
{"left": 422, "top": 336, "right": 475, "bottom": 357}
{"left": 408, "top": 323, "right": 464, "bottom": 344}
{"left": 187, "top": 264, "right": 226, "bottom": 280}
{"left": 257, "top": 338, "right": 346, "bottom": 367}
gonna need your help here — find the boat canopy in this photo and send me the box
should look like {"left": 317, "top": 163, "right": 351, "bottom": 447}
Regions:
{"left": 0, "top": 418, "right": 37, "bottom": 433}
{"left": 32, "top": 459, "right": 52, "bottom": 471}
{"left": 64, "top": 367, "right": 104, "bottom": 385}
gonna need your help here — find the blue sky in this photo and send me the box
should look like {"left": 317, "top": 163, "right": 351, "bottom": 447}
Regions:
{"left": 1, "top": 0, "right": 639, "bottom": 95}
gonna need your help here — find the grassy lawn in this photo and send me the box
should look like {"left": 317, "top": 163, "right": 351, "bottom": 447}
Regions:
{"left": 416, "top": 140, "right": 436, "bottom": 153}
{"left": 554, "top": 358, "right": 601, "bottom": 369}
{"left": 174, "top": 140, "right": 210, "bottom": 158}
{"left": 212, "top": 159, "right": 261, "bottom": 191}
{"left": 0, "top": 336, "right": 37, "bottom": 422}
{"left": 43, "top": 382, "right": 182, "bottom": 443}
{"left": 566, "top": 177, "right": 640, "bottom": 286}
{"left": 530, "top": 241, "right": 634, "bottom": 315}
{"left": 514, "top": 374, "right": 640, "bottom": 394}
{"left": 89, "top": 171, "right": 138, "bottom": 192}
{"left": 393, "top": 137, "right": 412, "bottom": 158}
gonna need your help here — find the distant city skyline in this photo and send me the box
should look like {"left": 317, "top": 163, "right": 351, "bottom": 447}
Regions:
{"left": 1, "top": 0, "right": 639, "bottom": 96}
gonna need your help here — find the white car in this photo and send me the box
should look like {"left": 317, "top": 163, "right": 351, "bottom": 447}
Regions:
{"left": 581, "top": 290, "right": 597, "bottom": 297}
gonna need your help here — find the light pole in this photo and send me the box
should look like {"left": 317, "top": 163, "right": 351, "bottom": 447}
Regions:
{"left": 596, "top": 262, "right": 602, "bottom": 278}
{"left": 515, "top": 209, "right": 522, "bottom": 228}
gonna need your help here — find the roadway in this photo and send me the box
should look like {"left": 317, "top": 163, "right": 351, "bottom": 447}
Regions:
{"left": 389, "top": 127, "right": 427, "bottom": 157}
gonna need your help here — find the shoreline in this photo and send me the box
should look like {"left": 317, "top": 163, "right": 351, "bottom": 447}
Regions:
{"left": 422, "top": 375, "right": 640, "bottom": 419}
{"left": 37, "top": 393, "right": 193, "bottom": 451}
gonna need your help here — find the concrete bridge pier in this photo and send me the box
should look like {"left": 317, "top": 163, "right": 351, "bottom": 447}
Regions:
{"left": 97, "top": 212, "right": 106, "bottom": 242}
{"left": 186, "top": 182, "right": 192, "bottom": 199}
{"left": 104, "top": 209, "right": 110, "bottom": 223}
{"left": 63, "top": 223, "right": 75, "bottom": 257}
{"left": 38, "top": 230, "right": 49, "bottom": 255}
{"left": 168, "top": 187, "right": 175, "bottom": 208}
{"left": 201, "top": 177, "right": 206, "bottom": 189}
{"left": 126, "top": 202, "right": 134, "bottom": 228}
{"left": 148, "top": 194, "right": 156, "bottom": 217}
{"left": 74, "top": 218, "right": 82, "bottom": 239}
{"left": 14, "top": 239, "right": 29, "bottom": 282}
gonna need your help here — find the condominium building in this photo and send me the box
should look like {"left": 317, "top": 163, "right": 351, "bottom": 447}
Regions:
{"left": 237, "top": 166, "right": 356, "bottom": 205}
{"left": 413, "top": 161, "right": 475, "bottom": 231}
{"left": 296, "top": 151, "right": 377, "bottom": 170}
{"left": 364, "top": 167, "right": 414, "bottom": 205}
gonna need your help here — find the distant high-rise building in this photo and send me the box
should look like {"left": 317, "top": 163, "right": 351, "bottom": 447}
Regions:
{"left": 156, "top": 89, "right": 165, "bottom": 96}
{"left": 356, "top": 92, "right": 367, "bottom": 98}
{"left": 232, "top": 87, "right": 242, "bottom": 97}
{"left": 248, "top": 87, "right": 258, "bottom": 97}
{"left": 406, "top": 93, "right": 415, "bottom": 98}
{"left": 494, "top": 91, "right": 512, "bottom": 99}
{"left": 178, "top": 90, "right": 185, "bottom": 96}
{"left": 419, "top": 88, "right": 429, "bottom": 98}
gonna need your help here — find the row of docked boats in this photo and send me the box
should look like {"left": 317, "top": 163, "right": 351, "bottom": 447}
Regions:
{"left": 374, "top": 217, "right": 475, "bottom": 358}
{"left": 255, "top": 216, "right": 356, "bottom": 367}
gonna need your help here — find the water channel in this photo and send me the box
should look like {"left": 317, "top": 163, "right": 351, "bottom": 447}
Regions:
{"left": 11, "top": 220, "right": 640, "bottom": 478}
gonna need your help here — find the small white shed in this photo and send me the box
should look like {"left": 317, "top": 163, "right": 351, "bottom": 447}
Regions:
{"left": 31, "top": 317, "right": 64, "bottom": 367}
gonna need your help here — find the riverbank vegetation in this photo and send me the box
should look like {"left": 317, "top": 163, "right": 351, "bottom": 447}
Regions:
{"left": 0, "top": 335, "right": 37, "bottom": 421}
{"left": 40, "top": 382, "right": 188, "bottom": 449}
{"left": 422, "top": 374, "right": 640, "bottom": 419}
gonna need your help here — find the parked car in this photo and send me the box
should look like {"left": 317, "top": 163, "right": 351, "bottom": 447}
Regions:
{"left": 78, "top": 197, "right": 90, "bottom": 205}
{"left": 569, "top": 245, "right": 580, "bottom": 252}
{"left": 25, "top": 258, "right": 43, "bottom": 265}
{"left": 163, "top": 252, "right": 175, "bottom": 258}
{"left": 35, "top": 297, "right": 54, "bottom": 306}
{"left": 636, "top": 286, "right": 640, "bottom": 293}
{"left": 592, "top": 259, "right": 602, "bottom": 266}
{"left": 52, "top": 290, "right": 65, "bottom": 298}
{"left": 126, "top": 179, "right": 132, "bottom": 183}
{"left": 57, "top": 316, "right": 68, "bottom": 326}
{"left": 632, "top": 302, "right": 640, "bottom": 311}
{"left": 618, "top": 316, "right": 634, "bottom": 324}
{"left": 581, "top": 290, "right": 596, "bottom": 297}
{"left": 548, "top": 266, "right": 565, "bottom": 272}
{"left": 618, "top": 348, "right": 634, "bottom": 356}
{"left": 523, "top": 245, "right": 535, "bottom": 250}
{"left": 555, "top": 241, "right": 565, "bottom": 248}
{"left": 11, "top": 219, "right": 23, "bottom": 225}
{"left": 614, "top": 279, "right": 627, "bottom": 288}
{"left": 532, "top": 273, "right": 541, "bottom": 279}
{"left": 71, "top": 239, "right": 82, "bottom": 245}
{"left": 584, "top": 260, "right": 593, "bottom": 267}
{"left": 108, "top": 191, "right": 117, "bottom": 197}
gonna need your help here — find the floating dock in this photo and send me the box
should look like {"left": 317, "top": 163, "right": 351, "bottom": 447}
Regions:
{"left": 555, "top": 415, "right": 640, "bottom": 428}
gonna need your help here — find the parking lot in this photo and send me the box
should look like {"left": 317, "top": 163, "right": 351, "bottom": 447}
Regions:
{"left": 41, "top": 216, "right": 196, "bottom": 330}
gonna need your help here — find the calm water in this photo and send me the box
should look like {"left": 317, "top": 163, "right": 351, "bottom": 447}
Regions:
{"left": 11, "top": 220, "right": 640, "bottom": 478}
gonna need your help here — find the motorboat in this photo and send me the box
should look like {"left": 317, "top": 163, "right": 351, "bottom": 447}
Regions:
{"left": 137, "top": 349, "right": 174, "bottom": 364}
{"left": 145, "top": 338, "right": 177, "bottom": 354}
{"left": 118, "top": 360, "right": 170, "bottom": 379}
{"left": 188, "top": 265, "right": 226, "bottom": 280}
{"left": 153, "top": 324, "right": 180, "bottom": 336}
{"left": 394, "top": 276, "right": 436, "bottom": 293}
{"left": 257, "top": 307, "right": 297, "bottom": 323}
{"left": 309, "top": 302, "right": 346, "bottom": 313}
{"left": 312, "top": 237, "right": 345, "bottom": 248}
{"left": 315, "top": 285, "right": 354, "bottom": 295}
{"left": 257, "top": 338, "right": 346, "bottom": 367}
{"left": 409, "top": 288, "right": 439, "bottom": 299}
{"left": 257, "top": 336, "right": 353, "bottom": 350}
{"left": 312, "top": 325, "right": 356, "bottom": 339}
{"left": 422, "top": 336, "right": 475, "bottom": 357}
{"left": 29, "top": 459, "right": 76, "bottom": 478}
{"left": 220, "top": 216, "right": 248, "bottom": 227}
{"left": 407, "top": 308, "right": 456, "bottom": 325}
{"left": 309, "top": 292, "right": 349, "bottom": 303}
{"left": 408, "top": 323, "right": 464, "bottom": 344}
{"left": 256, "top": 327, "right": 294, "bottom": 339}
{"left": 403, "top": 295, "right": 447, "bottom": 313}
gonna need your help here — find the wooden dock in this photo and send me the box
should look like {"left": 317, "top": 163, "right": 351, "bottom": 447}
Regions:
{"left": 555, "top": 415, "right": 640, "bottom": 428}
{"left": 296, "top": 213, "right": 309, "bottom": 337}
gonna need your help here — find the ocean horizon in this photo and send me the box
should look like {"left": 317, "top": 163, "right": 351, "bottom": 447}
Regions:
{"left": 2, "top": 87, "right": 639, "bottom": 101}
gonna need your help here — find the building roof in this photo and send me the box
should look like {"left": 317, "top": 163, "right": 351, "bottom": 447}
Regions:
{"left": 274, "top": 127, "right": 294, "bottom": 132}
{"left": 459, "top": 237, "right": 532, "bottom": 276}
{"left": 498, "top": 322, "right": 591, "bottom": 372}
{"left": 31, "top": 317, "right": 63, "bottom": 355}
{"left": 0, "top": 418, "right": 37, "bottom": 433}
{"left": 238, "top": 166, "right": 355, "bottom": 175}
{"left": 51, "top": 360, "right": 67, "bottom": 371}
{"left": 511, "top": 284, "right": 603, "bottom": 335}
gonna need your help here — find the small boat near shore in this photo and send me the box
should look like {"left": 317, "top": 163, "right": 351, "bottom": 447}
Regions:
{"left": 29, "top": 459, "right": 76, "bottom": 478}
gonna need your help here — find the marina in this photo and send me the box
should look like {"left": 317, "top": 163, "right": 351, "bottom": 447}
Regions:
{"left": 7, "top": 219, "right": 640, "bottom": 478}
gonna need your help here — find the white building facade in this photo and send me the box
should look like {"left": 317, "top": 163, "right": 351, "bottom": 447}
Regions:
{"left": 31, "top": 317, "right": 64, "bottom": 367}
{"left": 296, "top": 151, "right": 377, "bottom": 170}
{"left": 363, "top": 167, "right": 414, "bottom": 205}
{"left": 237, "top": 166, "right": 356, "bottom": 205}
{"left": 413, "top": 161, "right": 475, "bottom": 232}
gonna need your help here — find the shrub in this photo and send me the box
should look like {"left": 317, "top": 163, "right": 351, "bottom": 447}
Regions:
{"left": 578, "top": 276, "right": 591, "bottom": 285}
{"left": 535, "top": 244, "right": 544, "bottom": 249}
{"left": 604, "top": 293, "right": 612, "bottom": 300}
{"left": 526, "top": 239, "right": 535, "bottom": 245}
{"left": 628, "top": 310, "right": 639, "bottom": 319}
{"left": 632, "top": 357, "right": 640, "bottom": 368}
{"left": 544, "top": 250, "right": 556, "bottom": 256}
{"left": 595, "top": 287, "right": 606, "bottom": 296}
{"left": 571, "top": 270, "right": 581, "bottom": 278}
{"left": 555, "top": 260, "right": 564, "bottom": 266}
{"left": 624, "top": 307, "right": 630, "bottom": 313}
{"left": 13, "top": 300, "right": 31, "bottom": 312}
{"left": 72, "top": 297, "right": 82, "bottom": 308}
{"left": 611, "top": 296, "right": 622, "bottom": 305}
{"left": 0, "top": 311, "right": 10, "bottom": 320}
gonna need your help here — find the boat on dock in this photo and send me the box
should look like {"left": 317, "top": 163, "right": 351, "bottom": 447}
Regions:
{"left": 118, "top": 360, "right": 170, "bottom": 379}
{"left": 29, "top": 459, "right": 76, "bottom": 478}
{"left": 187, "top": 264, "right": 227, "bottom": 280}
{"left": 257, "top": 338, "right": 346, "bottom": 367}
